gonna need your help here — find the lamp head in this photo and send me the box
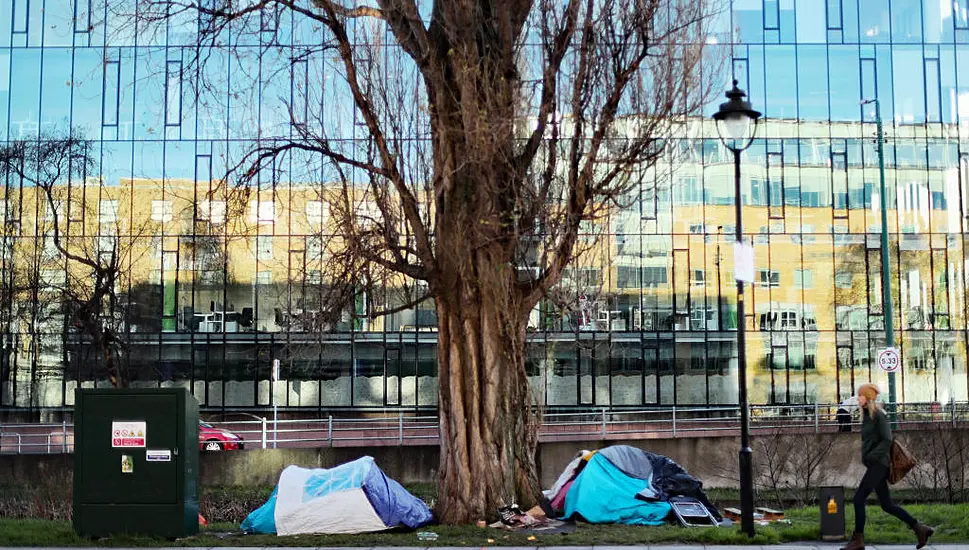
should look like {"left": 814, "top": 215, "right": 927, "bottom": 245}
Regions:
{"left": 713, "top": 80, "right": 761, "bottom": 151}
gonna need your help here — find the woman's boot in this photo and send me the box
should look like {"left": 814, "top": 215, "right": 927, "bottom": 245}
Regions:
{"left": 914, "top": 522, "right": 934, "bottom": 549}
{"left": 840, "top": 532, "right": 865, "bottom": 550}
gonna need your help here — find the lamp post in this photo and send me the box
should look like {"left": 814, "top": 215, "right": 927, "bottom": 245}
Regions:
{"left": 713, "top": 80, "right": 761, "bottom": 538}
{"left": 861, "top": 97, "right": 897, "bottom": 424}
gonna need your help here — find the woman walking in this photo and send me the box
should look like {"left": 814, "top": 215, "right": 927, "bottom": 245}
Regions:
{"left": 841, "top": 383, "right": 933, "bottom": 550}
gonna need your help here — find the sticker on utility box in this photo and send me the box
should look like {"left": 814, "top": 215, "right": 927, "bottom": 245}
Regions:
{"left": 146, "top": 449, "right": 172, "bottom": 462}
{"left": 111, "top": 421, "right": 147, "bottom": 448}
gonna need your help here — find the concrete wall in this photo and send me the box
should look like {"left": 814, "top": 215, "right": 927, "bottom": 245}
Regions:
{"left": 198, "top": 446, "right": 440, "bottom": 486}
{"left": 0, "top": 431, "right": 878, "bottom": 491}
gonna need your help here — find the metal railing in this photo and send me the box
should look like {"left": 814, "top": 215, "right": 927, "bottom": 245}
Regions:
{"left": 2, "top": 400, "right": 966, "bottom": 454}
{"left": 0, "top": 420, "right": 72, "bottom": 454}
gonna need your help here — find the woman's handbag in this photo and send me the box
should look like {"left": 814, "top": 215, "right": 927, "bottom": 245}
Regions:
{"left": 889, "top": 439, "right": 917, "bottom": 484}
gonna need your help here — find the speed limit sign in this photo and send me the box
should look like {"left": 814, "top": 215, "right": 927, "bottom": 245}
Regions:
{"left": 877, "top": 347, "right": 901, "bottom": 373}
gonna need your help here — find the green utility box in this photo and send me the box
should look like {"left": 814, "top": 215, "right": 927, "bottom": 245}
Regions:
{"left": 73, "top": 388, "right": 199, "bottom": 539}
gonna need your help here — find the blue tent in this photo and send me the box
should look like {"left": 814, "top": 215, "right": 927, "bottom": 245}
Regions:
{"left": 551, "top": 445, "right": 720, "bottom": 525}
{"left": 563, "top": 453, "right": 672, "bottom": 525}
{"left": 241, "top": 457, "right": 433, "bottom": 535}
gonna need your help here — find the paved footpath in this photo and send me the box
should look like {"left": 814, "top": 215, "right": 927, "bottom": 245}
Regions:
{"left": 3, "top": 546, "right": 969, "bottom": 550}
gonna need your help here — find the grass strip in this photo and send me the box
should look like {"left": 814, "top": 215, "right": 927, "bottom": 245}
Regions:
{"left": 1, "top": 503, "right": 966, "bottom": 546}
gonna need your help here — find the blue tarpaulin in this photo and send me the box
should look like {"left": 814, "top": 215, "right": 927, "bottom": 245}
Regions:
{"left": 241, "top": 457, "right": 432, "bottom": 535}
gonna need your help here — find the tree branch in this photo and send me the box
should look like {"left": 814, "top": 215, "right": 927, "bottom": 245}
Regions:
{"left": 316, "top": 0, "right": 438, "bottom": 278}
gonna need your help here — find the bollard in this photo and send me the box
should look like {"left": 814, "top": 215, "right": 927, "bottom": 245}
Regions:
{"left": 261, "top": 417, "right": 267, "bottom": 449}
{"left": 819, "top": 486, "right": 845, "bottom": 541}
{"left": 953, "top": 396, "right": 958, "bottom": 428}
{"left": 814, "top": 402, "right": 819, "bottom": 433}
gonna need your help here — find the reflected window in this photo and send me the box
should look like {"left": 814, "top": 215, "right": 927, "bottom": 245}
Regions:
{"left": 643, "top": 266, "right": 668, "bottom": 287}
{"left": 835, "top": 270, "right": 854, "bottom": 289}
{"left": 199, "top": 200, "right": 226, "bottom": 224}
{"left": 758, "top": 269, "right": 780, "bottom": 287}
{"left": 255, "top": 237, "right": 273, "bottom": 261}
{"left": 250, "top": 200, "right": 276, "bottom": 224}
{"left": 676, "top": 176, "right": 702, "bottom": 205}
{"left": 750, "top": 178, "right": 767, "bottom": 206}
{"left": 617, "top": 266, "right": 639, "bottom": 288}
{"left": 306, "top": 200, "right": 327, "bottom": 225}
{"left": 99, "top": 200, "right": 118, "bottom": 224}
{"left": 691, "top": 269, "right": 706, "bottom": 287}
{"left": 151, "top": 200, "right": 173, "bottom": 223}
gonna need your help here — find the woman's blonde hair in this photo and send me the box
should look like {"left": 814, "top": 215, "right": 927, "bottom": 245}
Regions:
{"left": 858, "top": 383, "right": 882, "bottom": 417}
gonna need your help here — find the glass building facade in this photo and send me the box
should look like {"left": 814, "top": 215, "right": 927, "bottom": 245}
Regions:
{"left": 2, "top": 0, "right": 969, "bottom": 410}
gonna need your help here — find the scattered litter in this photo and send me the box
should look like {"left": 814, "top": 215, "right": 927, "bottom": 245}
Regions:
{"left": 724, "top": 507, "right": 786, "bottom": 524}
{"left": 488, "top": 502, "right": 576, "bottom": 535}
{"left": 476, "top": 520, "right": 487, "bottom": 528}
{"left": 495, "top": 504, "right": 541, "bottom": 528}
{"left": 487, "top": 539, "right": 495, "bottom": 543}
{"left": 526, "top": 505, "right": 547, "bottom": 520}
{"left": 416, "top": 531, "right": 439, "bottom": 541}
{"left": 756, "top": 507, "right": 785, "bottom": 521}
{"left": 527, "top": 535, "right": 536, "bottom": 541}
{"left": 206, "top": 531, "right": 246, "bottom": 539}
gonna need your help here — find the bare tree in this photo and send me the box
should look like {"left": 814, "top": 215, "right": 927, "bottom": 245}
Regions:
{"left": 0, "top": 133, "right": 150, "bottom": 389}
{"left": 902, "top": 425, "right": 969, "bottom": 503}
{"left": 787, "top": 434, "right": 836, "bottom": 506}
{"left": 124, "top": 0, "right": 720, "bottom": 521}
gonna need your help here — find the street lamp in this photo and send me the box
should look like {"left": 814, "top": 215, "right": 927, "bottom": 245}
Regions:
{"left": 860, "top": 97, "right": 897, "bottom": 425}
{"left": 713, "top": 80, "right": 761, "bottom": 538}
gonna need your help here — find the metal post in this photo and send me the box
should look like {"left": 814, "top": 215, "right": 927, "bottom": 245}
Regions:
{"left": 672, "top": 405, "right": 677, "bottom": 437}
{"left": 953, "top": 396, "right": 957, "bottom": 428}
{"left": 734, "top": 148, "right": 755, "bottom": 538}
{"left": 328, "top": 414, "right": 333, "bottom": 446}
{"left": 872, "top": 99, "right": 898, "bottom": 425}
{"left": 398, "top": 411, "right": 404, "bottom": 445}
{"left": 601, "top": 407, "right": 607, "bottom": 438}
{"left": 62, "top": 420, "right": 67, "bottom": 453}
{"left": 814, "top": 402, "right": 819, "bottom": 434}
{"left": 261, "top": 417, "right": 267, "bottom": 449}
{"left": 272, "top": 359, "right": 280, "bottom": 449}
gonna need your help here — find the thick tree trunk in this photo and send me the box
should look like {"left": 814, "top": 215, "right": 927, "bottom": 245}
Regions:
{"left": 435, "top": 257, "right": 541, "bottom": 524}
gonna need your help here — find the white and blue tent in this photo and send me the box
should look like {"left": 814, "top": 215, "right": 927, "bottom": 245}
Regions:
{"left": 241, "top": 457, "right": 433, "bottom": 535}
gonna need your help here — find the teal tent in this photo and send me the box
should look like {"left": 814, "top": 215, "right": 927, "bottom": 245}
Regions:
{"left": 562, "top": 453, "right": 671, "bottom": 525}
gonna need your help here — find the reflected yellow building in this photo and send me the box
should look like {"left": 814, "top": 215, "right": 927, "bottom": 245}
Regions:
{"left": 1, "top": 120, "right": 966, "bottom": 411}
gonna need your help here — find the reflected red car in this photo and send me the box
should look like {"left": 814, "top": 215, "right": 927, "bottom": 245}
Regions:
{"left": 198, "top": 422, "right": 245, "bottom": 451}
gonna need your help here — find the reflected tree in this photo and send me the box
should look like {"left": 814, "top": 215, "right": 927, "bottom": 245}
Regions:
{"left": 0, "top": 132, "right": 151, "bottom": 388}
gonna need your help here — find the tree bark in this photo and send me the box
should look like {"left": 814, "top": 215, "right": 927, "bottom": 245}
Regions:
{"left": 435, "top": 251, "right": 541, "bottom": 524}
